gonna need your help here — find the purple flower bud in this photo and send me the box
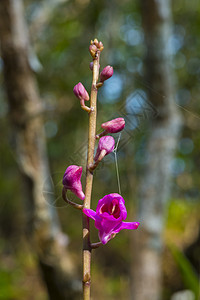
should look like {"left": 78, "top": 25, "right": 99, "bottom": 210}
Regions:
{"left": 89, "top": 62, "right": 93, "bottom": 71}
{"left": 94, "top": 136, "right": 115, "bottom": 161}
{"left": 100, "top": 65, "right": 113, "bottom": 82}
{"left": 62, "top": 165, "right": 85, "bottom": 200}
{"left": 83, "top": 193, "right": 140, "bottom": 244}
{"left": 101, "top": 118, "right": 125, "bottom": 133}
{"left": 73, "top": 82, "right": 89, "bottom": 101}
{"left": 89, "top": 62, "right": 100, "bottom": 71}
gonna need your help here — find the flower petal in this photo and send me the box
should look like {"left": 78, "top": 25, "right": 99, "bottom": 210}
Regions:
{"left": 95, "top": 217, "right": 122, "bottom": 244}
{"left": 83, "top": 208, "right": 98, "bottom": 221}
{"left": 96, "top": 193, "right": 127, "bottom": 220}
{"left": 113, "top": 221, "right": 140, "bottom": 233}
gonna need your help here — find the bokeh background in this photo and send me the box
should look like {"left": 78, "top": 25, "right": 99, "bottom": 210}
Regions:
{"left": 0, "top": 0, "right": 200, "bottom": 299}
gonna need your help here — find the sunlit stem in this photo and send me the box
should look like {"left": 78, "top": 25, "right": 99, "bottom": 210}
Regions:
{"left": 80, "top": 99, "right": 93, "bottom": 113}
{"left": 96, "top": 130, "right": 108, "bottom": 139}
{"left": 81, "top": 105, "right": 93, "bottom": 113}
{"left": 82, "top": 48, "right": 101, "bottom": 300}
{"left": 89, "top": 150, "right": 106, "bottom": 172}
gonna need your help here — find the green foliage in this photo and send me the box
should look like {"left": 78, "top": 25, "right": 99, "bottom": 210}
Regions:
{"left": 167, "top": 199, "right": 198, "bottom": 233}
{"left": 0, "top": 269, "right": 22, "bottom": 299}
{"left": 169, "top": 243, "right": 199, "bottom": 299}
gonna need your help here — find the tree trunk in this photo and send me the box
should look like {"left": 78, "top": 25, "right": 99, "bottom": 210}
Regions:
{"left": 131, "top": 0, "right": 182, "bottom": 299}
{"left": 0, "top": 1, "right": 80, "bottom": 299}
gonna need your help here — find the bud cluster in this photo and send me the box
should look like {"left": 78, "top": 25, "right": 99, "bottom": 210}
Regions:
{"left": 89, "top": 38, "right": 104, "bottom": 58}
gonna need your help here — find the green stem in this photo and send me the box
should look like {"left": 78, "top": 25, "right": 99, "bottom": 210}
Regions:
{"left": 82, "top": 50, "right": 100, "bottom": 300}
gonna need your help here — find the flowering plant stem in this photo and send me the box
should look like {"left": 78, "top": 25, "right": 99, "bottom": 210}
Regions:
{"left": 82, "top": 50, "right": 100, "bottom": 300}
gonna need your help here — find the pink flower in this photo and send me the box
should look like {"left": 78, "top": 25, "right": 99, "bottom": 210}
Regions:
{"left": 94, "top": 136, "right": 115, "bottom": 162}
{"left": 101, "top": 118, "right": 125, "bottom": 133}
{"left": 62, "top": 165, "right": 85, "bottom": 200}
{"left": 100, "top": 65, "right": 113, "bottom": 82}
{"left": 83, "top": 193, "right": 140, "bottom": 244}
{"left": 73, "top": 82, "right": 89, "bottom": 102}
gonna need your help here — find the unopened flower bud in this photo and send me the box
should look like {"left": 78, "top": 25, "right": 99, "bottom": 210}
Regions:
{"left": 101, "top": 118, "right": 125, "bottom": 133}
{"left": 94, "top": 136, "right": 115, "bottom": 161}
{"left": 100, "top": 65, "right": 113, "bottom": 82}
{"left": 62, "top": 165, "right": 85, "bottom": 200}
{"left": 89, "top": 44, "right": 97, "bottom": 58}
{"left": 89, "top": 62, "right": 93, "bottom": 70}
{"left": 93, "top": 38, "right": 99, "bottom": 46}
{"left": 73, "top": 82, "right": 89, "bottom": 101}
{"left": 98, "top": 41, "right": 104, "bottom": 51}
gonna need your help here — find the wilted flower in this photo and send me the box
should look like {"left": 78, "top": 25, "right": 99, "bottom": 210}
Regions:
{"left": 100, "top": 65, "right": 113, "bottom": 82}
{"left": 62, "top": 165, "right": 85, "bottom": 200}
{"left": 83, "top": 193, "right": 140, "bottom": 244}
{"left": 73, "top": 82, "right": 89, "bottom": 102}
{"left": 101, "top": 117, "right": 125, "bottom": 133}
{"left": 94, "top": 136, "right": 115, "bottom": 162}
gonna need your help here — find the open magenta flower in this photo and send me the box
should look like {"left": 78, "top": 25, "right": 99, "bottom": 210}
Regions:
{"left": 73, "top": 82, "right": 89, "bottom": 102}
{"left": 101, "top": 117, "right": 125, "bottom": 133}
{"left": 100, "top": 65, "right": 113, "bottom": 82}
{"left": 94, "top": 136, "right": 115, "bottom": 162}
{"left": 62, "top": 165, "right": 85, "bottom": 200}
{"left": 83, "top": 193, "right": 140, "bottom": 244}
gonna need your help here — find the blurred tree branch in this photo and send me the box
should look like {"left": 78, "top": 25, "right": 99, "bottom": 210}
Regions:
{"left": 131, "top": 0, "right": 182, "bottom": 299}
{"left": 0, "top": 0, "right": 80, "bottom": 299}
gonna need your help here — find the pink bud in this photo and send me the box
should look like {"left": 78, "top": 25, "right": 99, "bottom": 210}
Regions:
{"left": 91, "top": 39, "right": 104, "bottom": 51}
{"left": 93, "top": 38, "right": 99, "bottom": 47}
{"left": 101, "top": 118, "right": 125, "bottom": 133}
{"left": 100, "top": 65, "right": 113, "bottom": 82}
{"left": 73, "top": 82, "right": 89, "bottom": 101}
{"left": 89, "top": 44, "right": 97, "bottom": 57}
{"left": 97, "top": 41, "right": 104, "bottom": 51}
{"left": 62, "top": 165, "right": 85, "bottom": 200}
{"left": 94, "top": 136, "right": 115, "bottom": 161}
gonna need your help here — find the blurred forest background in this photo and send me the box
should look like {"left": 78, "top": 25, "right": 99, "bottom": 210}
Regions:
{"left": 0, "top": 0, "right": 200, "bottom": 299}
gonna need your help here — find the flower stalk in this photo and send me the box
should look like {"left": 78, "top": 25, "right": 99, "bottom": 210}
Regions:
{"left": 62, "top": 39, "right": 139, "bottom": 299}
{"left": 62, "top": 187, "right": 83, "bottom": 210}
{"left": 82, "top": 44, "right": 101, "bottom": 300}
